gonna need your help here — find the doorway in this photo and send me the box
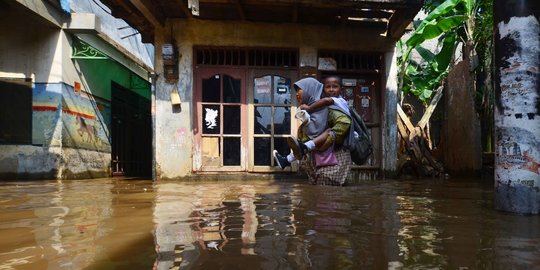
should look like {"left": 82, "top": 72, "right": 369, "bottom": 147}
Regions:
{"left": 194, "top": 68, "right": 247, "bottom": 171}
{"left": 111, "top": 82, "right": 152, "bottom": 177}
{"left": 192, "top": 47, "right": 299, "bottom": 172}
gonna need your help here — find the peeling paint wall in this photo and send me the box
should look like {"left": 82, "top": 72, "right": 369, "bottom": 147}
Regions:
{"left": 0, "top": 145, "right": 62, "bottom": 179}
{"left": 154, "top": 19, "right": 399, "bottom": 179}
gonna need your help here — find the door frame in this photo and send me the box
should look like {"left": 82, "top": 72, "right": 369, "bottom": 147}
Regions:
{"left": 193, "top": 67, "right": 248, "bottom": 172}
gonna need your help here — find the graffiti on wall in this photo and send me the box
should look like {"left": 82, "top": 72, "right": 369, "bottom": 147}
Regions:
{"left": 495, "top": 15, "right": 540, "bottom": 188}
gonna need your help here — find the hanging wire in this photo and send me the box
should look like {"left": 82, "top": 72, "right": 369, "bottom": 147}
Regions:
{"left": 91, "top": 0, "right": 111, "bottom": 14}
{"left": 121, "top": 31, "right": 140, "bottom": 39}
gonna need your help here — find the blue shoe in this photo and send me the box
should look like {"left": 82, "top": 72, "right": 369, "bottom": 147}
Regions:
{"left": 273, "top": 150, "right": 290, "bottom": 169}
{"left": 287, "top": 136, "right": 308, "bottom": 160}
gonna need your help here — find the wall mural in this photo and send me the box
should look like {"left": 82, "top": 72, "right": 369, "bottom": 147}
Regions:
{"left": 61, "top": 84, "right": 111, "bottom": 152}
{"left": 32, "top": 83, "right": 62, "bottom": 145}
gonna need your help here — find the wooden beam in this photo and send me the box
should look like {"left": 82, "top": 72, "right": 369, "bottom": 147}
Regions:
{"left": 129, "top": 0, "right": 165, "bottom": 27}
{"left": 417, "top": 85, "right": 444, "bottom": 130}
{"left": 235, "top": 0, "right": 246, "bottom": 20}
{"left": 171, "top": 0, "right": 192, "bottom": 18}
{"left": 349, "top": 9, "right": 394, "bottom": 19}
{"left": 340, "top": 9, "right": 349, "bottom": 25}
{"left": 291, "top": 2, "right": 298, "bottom": 23}
{"left": 397, "top": 104, "right": 415, "bottom": 133}
{"left": 397, "top": 116, "right": 409, "bottom": 141}
{"left": 387, "top": 7, "right": 421, "bottom": 38}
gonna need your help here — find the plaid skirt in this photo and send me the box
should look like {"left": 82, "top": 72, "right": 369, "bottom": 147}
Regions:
{"left": 300, "top": 147, "right": 352, "bottom": 186}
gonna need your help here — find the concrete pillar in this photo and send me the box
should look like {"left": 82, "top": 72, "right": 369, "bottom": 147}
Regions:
{"left": 493, "top": 0, "right": 539, "bottom": 214}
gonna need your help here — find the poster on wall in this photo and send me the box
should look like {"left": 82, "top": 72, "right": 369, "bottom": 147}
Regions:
{"left": 318, "top": 57, "right": 337, "bottom": 71}
{"left": 255, "top": 77, "right": 271, "bottom": 94}
{"left": 494, "top": 15, "right": 540, "bottom": 193}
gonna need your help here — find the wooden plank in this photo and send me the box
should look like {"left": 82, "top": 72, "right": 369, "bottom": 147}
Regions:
{"left": 397, "top": 104, "right": 415, "bottom": 133}
{"left": 397, "top": 117, "right": 409, "bottom": 141}
{"left": 291, "top": 2, "right": 298, "bottom": 22}
{"left": 130, "top": 0, "right": 165, "bottom": 27}
{"left": 387, "top": 8, "right": 421, "bottom": 38}
{"left": 417, "top": 85, "right": 444, "bottom": 129}
{"left": 424, "top": 122, "right": 432, "bottom": 150}
{"left": 235, "top": 0, "right": 246, "bottom": 20}
{"left": 171, "top": 0, "right": 192, "bottom": 18}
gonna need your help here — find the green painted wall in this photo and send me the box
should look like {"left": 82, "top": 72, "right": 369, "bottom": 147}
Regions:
{"left": 75, "top": 59, "right": 150, "bottom": 101}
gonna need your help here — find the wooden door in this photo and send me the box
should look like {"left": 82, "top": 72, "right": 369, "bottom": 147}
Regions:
{"left": 194, "top": 68, "right": 247, "bottom": 172}
{"left": 248, "top": 69, "right": 298, "bottom": 171}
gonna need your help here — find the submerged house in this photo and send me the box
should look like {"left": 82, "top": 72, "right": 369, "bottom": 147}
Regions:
{"left": 0, "top": 0, "right": 154, "bottom": 179}
{"left": 100, "top": 0, "right": 422, "bottom": 180}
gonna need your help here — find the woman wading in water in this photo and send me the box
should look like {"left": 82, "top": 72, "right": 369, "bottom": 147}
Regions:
{"left": 274, "top": 77, "right": 353, "bottom": 186}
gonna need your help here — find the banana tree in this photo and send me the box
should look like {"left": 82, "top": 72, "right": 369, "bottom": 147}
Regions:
{"left": 398, "top": 0, "right": 479, "bottom": 103}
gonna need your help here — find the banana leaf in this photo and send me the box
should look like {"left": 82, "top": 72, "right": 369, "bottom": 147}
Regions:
{"left": 406, "top": 15, "right": 467, "bottom": 48}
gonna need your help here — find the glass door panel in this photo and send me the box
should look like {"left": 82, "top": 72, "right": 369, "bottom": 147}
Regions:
{"left": 273, "top": 107, "right": 290, "bottom": 134}
{"left": 223, "top": 106, "right": 241, "bottom": 134}
{"left": 250, "top": 72, "right": 295, "bottom": 170}
{"left": 196, "top": 69, "right": 246, "bottom": 171}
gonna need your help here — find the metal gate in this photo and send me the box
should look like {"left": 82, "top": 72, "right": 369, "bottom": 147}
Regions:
{"left": 111, "top": 82, "right": 151, "bottom": 177}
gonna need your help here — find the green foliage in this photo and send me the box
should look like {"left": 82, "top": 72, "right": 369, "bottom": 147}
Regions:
{"left": 398, "top": 0, "right": 491, "bottom": 103}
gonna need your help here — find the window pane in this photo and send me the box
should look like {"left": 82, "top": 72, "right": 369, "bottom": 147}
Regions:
{"left": 202, "top": 137, "right": 220, "bottom": 167}
{"left": 274, "top": 76, "right": 291, "bottom": 105}
{"left": 223, "top": 75, "right": 241, "bottom": 103}
{"left": 202, "top": 105, "right": 220, "bottom": 134}
{"left": 223, "top": 106, "right": 240, "bottom": 134}
{"left": 254, "top": 106, "right": 271, "bottom": 134}
{"left": 273, "top": 107, "right": 291, "bottom": 135}
{"left": 274, "top": 137, "right": 290, "bottom": 166}
{"left": 253, "top": 76, "right": 271, "bottom": 104}
{"left": 202, "top": 74, "right": 220, "bottom": 102}
{"left": 254, "top": 137, "right": 271, "bottom": 166}
{"left": 223, "top": 137, "right": 240, "bottom": 166}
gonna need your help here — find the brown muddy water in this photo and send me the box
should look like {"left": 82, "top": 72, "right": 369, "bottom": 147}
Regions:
{"left": 0, "top": 178, "right": 539, "bottom": 270}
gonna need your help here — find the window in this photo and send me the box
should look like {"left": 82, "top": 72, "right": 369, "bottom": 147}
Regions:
{"left": 195, "top": 47, "right": 298, "bottom": 68}
{"left": 0, "top": 79, "right": 32, "bottom": 144}
{"left": 200, "top": 73, "right": 243, "bottom": 167}
{"left": 253, "top": 75, "right": 292, "bottom": 166}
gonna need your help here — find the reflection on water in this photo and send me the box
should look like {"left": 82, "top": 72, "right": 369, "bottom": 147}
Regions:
{"left": 0, "top": 179, "right": 539, "bottom": 269}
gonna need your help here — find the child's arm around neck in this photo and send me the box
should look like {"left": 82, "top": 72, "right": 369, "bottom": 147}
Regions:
{"left": 300, "top": 97, "right": 334, "bottom": 113}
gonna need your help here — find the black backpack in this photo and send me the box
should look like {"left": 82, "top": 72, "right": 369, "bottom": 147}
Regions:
{"left": 348, "top": 106, "right": 373, "bottom": 165}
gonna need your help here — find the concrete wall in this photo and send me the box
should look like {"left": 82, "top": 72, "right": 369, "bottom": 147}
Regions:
{"left": 154, "top": 19, "right": 399, "bottom": 179}
{"left": 0, "top": 1, "right": 150, "bottom": 179}
{"left": 70, "top": 0, "right": 154, "bottom": 69}
{"left": 0, "top": 4, "right": 62, "bottom": 82}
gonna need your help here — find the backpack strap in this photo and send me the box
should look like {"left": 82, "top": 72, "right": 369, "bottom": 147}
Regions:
{"left": 349, "top": 106, "right": 369, "bottom": 138}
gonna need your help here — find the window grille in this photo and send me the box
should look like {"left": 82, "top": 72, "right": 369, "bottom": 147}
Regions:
{"left": 318, "top": 51, "right": 382, "bottom": 71}
{"left": 195, "top": 47, "right": 298, "bottom": 68}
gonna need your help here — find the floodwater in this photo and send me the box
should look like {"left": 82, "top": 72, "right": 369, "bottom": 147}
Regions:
{"left": 0, "top": 178, "right": 539, "bottom": 270}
